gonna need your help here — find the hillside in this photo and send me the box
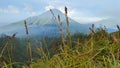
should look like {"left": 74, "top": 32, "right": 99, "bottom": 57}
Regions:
{"left": 0, "top": 9, "right": 90, "bottom": 37}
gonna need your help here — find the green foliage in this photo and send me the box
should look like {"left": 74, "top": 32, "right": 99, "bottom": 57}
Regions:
{"left": 1, "top": 27, "right": 120, "bottom": 68}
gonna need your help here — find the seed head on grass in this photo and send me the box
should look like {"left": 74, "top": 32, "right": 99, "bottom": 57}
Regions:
{"left": 65, "top": 6, "right": 69, "bottom": 26}
{"left": 65, "top": 6, "right": 72, "bottom": 47}
{"left": 58, "top": 15, "right": 62, "bottom": 26}
{"left": 117, "top": 25, "right": 120, "bottom": 31}
{"left": 11, "top": 32, "right": 17, "bottom": 39}
{"left": 24, "top": 20, "right": 29, "bottom": 35}
{"left": 89, "top": 24, "right": 95, "bottom": 36}
{"left": 57, "top": 15, "right": 65, "bottom": 49}
{"left": 50, "top": 9, "right": 65, "bottom": 49}
{"left": 24, "top": 20, "right": 32, "bottom": 68}
{"left": 57, "top": 15, "right": 63, "bottom": 32}
{"left": 50, "top": 9, "right": 57, "bottom": 22}
{"left": 65, "top": 6, "right": 67, "bottom": 15}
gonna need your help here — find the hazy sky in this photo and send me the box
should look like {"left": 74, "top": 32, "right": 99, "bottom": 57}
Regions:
{"left": 0, "top": 0, "right": 120, "bottom": 28}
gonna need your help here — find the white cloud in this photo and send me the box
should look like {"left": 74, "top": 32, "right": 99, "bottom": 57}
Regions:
{"left": 59, "top": 8, "right": 110, "bottom": 23}
{"left": 58, "top": 7, "right": 64, "bottom": 13}
{"left": 22, "top": 4, "right": 40, "bottom": 17}
{"left": 45, "top": 5, "right": 54, "bottom": 11}
{"left": 0, "top": 5, "right": 20, "bottom": 14}
{"left": 23, "top": 3, "right": 33, "bottom": 11}
{"left": 73, "top": 17, "right": 109, "bottom": 23}
{"left": 30, "top": 12, "right": 37, "bottom": 17}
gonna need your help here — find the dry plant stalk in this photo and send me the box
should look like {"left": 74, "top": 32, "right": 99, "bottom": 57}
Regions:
{"left": 58, "top": 15, "right": 65, "bottom": 46}
{"left": 50, "top": 9, "right": 57, "bottom": 23}
{"left": 24, "top": 20, "right": 29, "bottom": 35}
{"left": 117, "top": 25, "right": 120, "bottom": 37}
{"left": 89, "top": 24, "right": 95, "bottom": 49}
{"left": 110, "top": 34, "right": 119, "bottom": 44}
{"left": 42, "top": 36, "right": 50, "bottom": 57}
{"left": 117, "top": 25, "right": 120, "bottom": 31}
{"left": 89, "top": 24, "right": 95, "bottom": 36}
{"left": 50, "top": 9, "right": 63, "bottom": 31}
{"left": 116, "top": 49, "right": 120, "bottom": 60}
{"left": 24, "top": 20, "right": 32, "bottom": 67}
{"left": 50, "top": 9, "right": 65, "bottom": 51}
{"left": 0, "top": 33, "right": 17, "bottom": 57}
{"left": 65, "top": 6, "right": 72, "bottom": 47}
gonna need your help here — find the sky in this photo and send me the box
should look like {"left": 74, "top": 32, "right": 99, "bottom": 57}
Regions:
{"left": 0, "top": 0, "right": 120, "bottom": 28}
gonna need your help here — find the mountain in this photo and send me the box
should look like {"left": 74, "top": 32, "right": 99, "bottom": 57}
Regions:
{"left": 0, "top": 9, "right": 90, "bottom": 37}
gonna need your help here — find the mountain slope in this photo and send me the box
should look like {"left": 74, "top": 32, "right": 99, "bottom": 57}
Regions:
{"left": 0, "top": 9, "right": 90, "bottom": 37}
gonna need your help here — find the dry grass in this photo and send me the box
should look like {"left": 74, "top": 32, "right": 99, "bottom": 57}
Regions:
{"left": 24, "top": 20, "right": 32, "bottom": 68}
{"left": 0, "top": 7, "right": 120, "bottom": 68}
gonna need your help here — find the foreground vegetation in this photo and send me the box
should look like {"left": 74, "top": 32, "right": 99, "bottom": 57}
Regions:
{"left": 0, "top": 7, "right": 120, "bottom": 68}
